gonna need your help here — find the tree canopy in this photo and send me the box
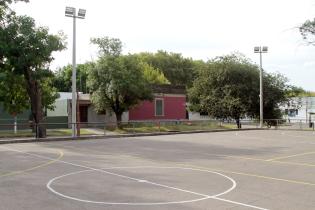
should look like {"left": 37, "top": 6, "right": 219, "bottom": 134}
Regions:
{"left": 300, "top": 19, "right": 315, "bottom": 45}
{"left": 53, "top": 62, "right": 93, "bottom": 93}
{"left": 0, "top": 1, "right": 65, "bottom": 137}
{"left": 135, "top": 51, "right": 196, "bottom": 87}
{"left": 88, "top": 37, "right": 168, "bottom": 126}
{"left": 0, "top": 71, "right": 29, "bottom": 115}
{"left": 188, "top": 53, "right": 290, "bottom": 122}
{"left": 88, "top": 54, "right": 154, "bottom": 125}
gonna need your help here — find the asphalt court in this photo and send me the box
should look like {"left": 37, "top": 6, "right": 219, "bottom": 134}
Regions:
{"left": 0, "top": 130, "right": 315, "bottom": 210}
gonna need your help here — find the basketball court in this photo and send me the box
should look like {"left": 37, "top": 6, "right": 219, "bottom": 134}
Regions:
{"left": 0, "top": 130, "right": 314, "bottom": 209}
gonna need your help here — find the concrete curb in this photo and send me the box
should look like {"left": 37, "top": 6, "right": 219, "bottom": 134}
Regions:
{"left": 0, "top": 128, "right": 262, "bottom": 145}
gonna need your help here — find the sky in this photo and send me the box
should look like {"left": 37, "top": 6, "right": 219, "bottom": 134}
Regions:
{"left": 12, "top": 0, "right": 315, "bottom": 91}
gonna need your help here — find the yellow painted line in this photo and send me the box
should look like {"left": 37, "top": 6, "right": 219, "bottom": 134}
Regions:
{"left": 200, "top": 152, "right": 315, "bottom": 168}
{"left": 39, "top": 145, "right": 315, "bottom": 187}
{"left": 207, "top": 153, "right": 267, "bottom": 161}
{"left": 0, "top": 150, "right": 64, "bottom": 178}
{"left": 178, "top": 164, "right": 315, "bottom": 187}
{"left": 273, "top": 160, "right": 315, "bottom": 167}
{"left": 48, "top": 142, "right": 315, "bottom": 169}
{"left": 227, "top": 155, "right": 315, "bottom": 168}
{"left": 266, "top": 151, "right": 315, "bottom": 161}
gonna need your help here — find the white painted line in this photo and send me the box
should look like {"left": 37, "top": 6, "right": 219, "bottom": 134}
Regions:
{"left": 2, "top": 146, "right": 268, "bottom": 209}
{"left": 100, "top": 166, "right": 239, "bottom": 197}
{"left": 213, "top": 197, "right": 269, "bottom": 210}
{"left": 46, "top": 167, "right": 230, "bottom": 204}
{"left": 47, "top": 170, "right": 211, "bottom": 205}
{"left": 46, "top": 167, "right": 269, "bottom": 209}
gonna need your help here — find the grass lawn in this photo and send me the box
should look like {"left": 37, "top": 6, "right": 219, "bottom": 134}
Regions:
{"left": 0, "top": 129, "right": 98, "bottom": 138}
{"left": 0, "top": 130, "right": 35, "bottom": 138}
{"left": 113, "top": 122, "right": 237, "bottom": 133}
{"left": 0, "top": 123, "right": 238, "bottom": 137}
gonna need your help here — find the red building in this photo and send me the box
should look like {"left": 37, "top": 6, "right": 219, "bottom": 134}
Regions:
{"left": 129, "top": 85, "right": 187, "bottom": 121}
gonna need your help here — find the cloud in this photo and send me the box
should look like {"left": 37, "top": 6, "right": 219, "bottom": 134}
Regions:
{"left": 303, "top": 61, "right": 315, "bottom": 67}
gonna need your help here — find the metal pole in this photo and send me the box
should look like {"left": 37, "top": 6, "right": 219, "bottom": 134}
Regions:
{"left": 259, "top": 49, "right": 263, "bottom": 128}
{"left": 71, "top": 10, "right": 77, "bottom": 137}
{"left": 14, "top": 115, "right": 17, "bottom": 134}
{"left": 77, "top": 91, "right": 80, "bottom": 136}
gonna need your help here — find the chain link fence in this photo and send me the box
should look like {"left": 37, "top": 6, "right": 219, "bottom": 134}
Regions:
{"left": 0, "top": 118, "right": 313, "bottom": 139}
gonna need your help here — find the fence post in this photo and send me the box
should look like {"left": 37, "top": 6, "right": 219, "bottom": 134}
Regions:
{"left": 13, "top": 116, "right": 17, "bottom": 134}
{"left": 158, "top": 121, "right": 161, "bottom": 132}
{"left": 77, "top": 122, "right": 80, "bottom": 137}
{"left": 35, "top": 123, "right": 39, "bottom": 139}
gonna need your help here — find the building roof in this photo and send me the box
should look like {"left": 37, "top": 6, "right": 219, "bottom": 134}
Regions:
{"left": 151, "top": 84, "right": 186, "bottom": 95}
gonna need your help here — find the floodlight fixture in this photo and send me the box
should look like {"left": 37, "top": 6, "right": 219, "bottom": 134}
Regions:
{"left": 78, "top": 9, "right": 86, "bottom": 19}
{"left": 262, "top": 46, "right": 268, "bottom": 52}
{"left": 65, "top": 7, "right": 75, "bottom": 17}
{"left": 254, "top": 46, "right": 260, "bottom": 53}
{"left": 254, "top": 46, "right": 268, "bottom": 53}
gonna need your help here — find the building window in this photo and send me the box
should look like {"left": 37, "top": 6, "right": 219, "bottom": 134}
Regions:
{"left": 288, "top": 109, "right": 297, "bottom": 117}
{"left": 155, "top": 98, "right": 164, "bottom": 116}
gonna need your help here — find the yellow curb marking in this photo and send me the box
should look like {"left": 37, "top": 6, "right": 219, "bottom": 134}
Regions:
{"left": 0, "top": 150, "right": 64, "bottom": 178}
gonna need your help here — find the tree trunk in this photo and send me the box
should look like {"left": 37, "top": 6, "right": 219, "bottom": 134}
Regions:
{"left": 115, "top": 112, "right": 123, "bottom": 129}
{"left": 235, "top": 118, "right": 241, "bottom": 129}
{"left": 23, "top": 69, "right": 46, "bottom": 138}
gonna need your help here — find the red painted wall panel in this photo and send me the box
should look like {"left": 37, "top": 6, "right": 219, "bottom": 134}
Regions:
{"left": 129, "top": 96, "right": 186, "bottom": 120}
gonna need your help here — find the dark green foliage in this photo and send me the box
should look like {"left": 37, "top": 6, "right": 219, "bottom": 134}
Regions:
{"left": 263, "top": 73, "right": 288, "bottom": 119}
{"left": 88, "top": 54, "right": 153, "bottom": 124}
{"left": 189, "top": 53, "right": 259, "bottom": 120}
{"left": 135, "top": 51, "right": 197, "bottom": 87}
{"left": 0, "top": 71, "right": 29, "bottom": 115}
{"left": 88, "top": 37, "right": 154, "bottom": 126}
{"left": 189, "top": 53, "right": 290, "bottom": 121}
{"left": 0, "top": 1, "right": 65, "bottom": 137}
{"left": 53, "top": 63, "right": 93, "bottom": 93}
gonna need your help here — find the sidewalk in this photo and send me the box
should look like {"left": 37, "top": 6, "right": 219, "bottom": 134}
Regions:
{"left": 0, "top": 128, "right": 261, "bottom": 145}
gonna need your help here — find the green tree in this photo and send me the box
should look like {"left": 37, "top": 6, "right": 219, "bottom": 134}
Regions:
{"left": 136, "top": 50, "right": 197, "bottom": 87}
{"left": 299, "top": 19, "right": 315, "bottom": 45}
{"left": 263, "top": 73, "right": 289, "bottom": 120}
{"left": 189, "top": 54, "right": 260, "bottom": 122}
{"left": 88, "top": 37, "right": 157, "bottom": 126}
{"left": 53, "top": 62, "right": 93, "bottom": 93}
{"left": 0, "top": 1, "right": 65, "bottom": 137}
{"left": 285, "top": 86, "right": 306, "bottom": 97}
{"left": 0, "top": 0, "right": 28, "bottom": 10}
{"left": 0, "top": 71, "right": 29, "bottom": 115}
{"left": 140, "top": 61, "right": 170, "bottom": 85}
{"left": 188, "top": 53, "right": 290, "bottom": 124}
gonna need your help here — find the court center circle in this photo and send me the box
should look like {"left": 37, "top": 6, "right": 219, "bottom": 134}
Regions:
{"left": 47, "top": 166, "right": 236, "bottom": 205}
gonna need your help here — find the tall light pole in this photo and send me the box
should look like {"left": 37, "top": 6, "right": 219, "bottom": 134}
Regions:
{"left": 254, "top": 46, "right": 268, "bottom": 128}
{"left": 65, "top": 7, "right": 86, "bottom": 137}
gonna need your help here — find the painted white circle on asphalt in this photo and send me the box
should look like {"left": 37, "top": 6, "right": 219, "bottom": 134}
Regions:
{"left": 47, "top": 166, "right": 236, "bottom": 205}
